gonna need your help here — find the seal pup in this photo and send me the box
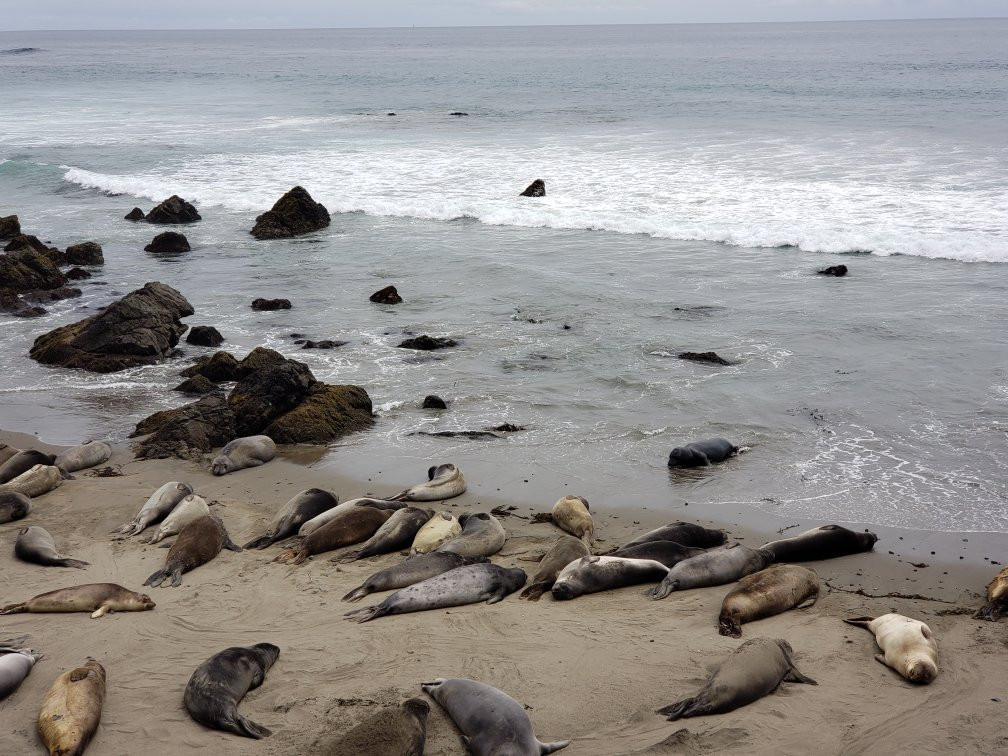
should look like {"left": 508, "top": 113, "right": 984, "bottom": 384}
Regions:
{"left": 622, "top": 522, "right": 727, "bottom": 549}
{"left": 844, "top": 613, "right": 938, "bottom": 684}
{"left": 312, "top": 697, "right": 429, "bottom": 755}
{"left": 54, "top": 440, "right": 112, "bottom": 473}
{"left": 113, "top": 481, "right": 193, "bottom": 537}
{"left": 211, "top": 435, "right": 276, "bottom": 476}
{"left": 646, "top": 543, "right": 774, "bottom": 600}
{"left": 184, "top": 643, "right": 279, "bottom": 739}
{"left": 761, "top": 524, "right": 878, "bottom": 562}
{"left": 667, "top": 437, "right": 738, "bottom": 468}
{"left": 0, "top": 449, "right": 56, "bottom": 483}
{"left": 15, "top": 526, "right": 89, "bottom": 568}
{"left": 338, "top": 506, "right": 432, "bottom": 562}
{"left": 718, "top": 564, "right": 819, "bottom": 637}
{"left": 0, "top": 464, "right": 63, "bottom": 498}
{"left": 976, "top": 564, "right": 1008, "bottom": 620}
{"left": 552, "top": 556, "right": 669, "bottom": 600}
{"left": 273, "top": 504, "right": 396, "bottom": 565}
{"left": 551, "top": 495, "right": 594, "bottom": 544}
{"left": 521, "top": 535, "right": 591, "bottom": 601}
{"left": 344, "top": 563, "right": 526, "bottom": 623}
{"left": 144, "top": 515, "right": 241, "bottom": 587}
{"left": 422, "top": 677, "right": 570, "bottom": 755}
{"left": 341, "top": 552, "right": 488, "bottom": 603}
{"left": 410, "top": 511, "right": 461, "bottom": 553}
{"left": 610, "top": 540, "right": 706, "bottom": 568}
{"left": 391, "top": 463, "right": 466, "bottom": 501}
{"left": 0, "top": 442, "right": 19, "bottom": 466}
{"left": 244, "top": 488, "right": 339, "bottom": 549}
{"left": 657, "top": 638, "right": 816, "bottom": 720}
{"left": 0, "top": 491, "right": 31, "bottom": 524}
{"left": 38, "top": 658, "right": 106, "bottom": 755}
{"left": 297, "top": 497, "right": 403, "bottom": 537}
{"left": 146, "top": 493, "right": 210, "bottom": 544}
{"left": 436, "top": 512, "right": 506, "bottom": 558}
{"left": 1, "top": 639, "right": 41, "bottom": 700}
{"left": 1, "top": 583, "right": 155, "bottom": 619}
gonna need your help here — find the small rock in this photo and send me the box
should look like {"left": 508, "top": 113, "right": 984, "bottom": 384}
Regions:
{"left": 146, "top": 195, "right": 201, "bottom": 224}
{"left": 124, "top": 207, "right": 145, "bottom": 221}
{"left": 520, "top": 179, "right": 546, "bottom": 197}
{"left": 64, "top": 241, "right": 104, "bottom": 265}
{"left": 251, "top": 298, "right": 292, "bottom": 311}
{"left": 818, "top": 264, "right": 848, "bottom": 277}
{"left": 369, "top": 285, "right": 402, "bottom": 304}
{"left": 65, "top": 267, "right": 92, "bottom": 280}
{"left": 422, "top": 395, "right": 447, "bottom": 409}
{"left": 144, "top": 231, "right": 190, "bottom": 254}
{"left": 302, "top": 340, "right": 346, "bottom": 350}
{"left": 0, "top": 214, "right": 20, "bottom": 240}
{"left": 3, "top": 233, "right": 49, "bottom": 254}
{"left": 397, "top": 335, "right": 457, "bottom": 350}
{"left": 185, "top": 325, "right": 224, "bottom": 347}
{"left": 173, "top": 375, "right": 219, "bottom": 395}
{"left": 677, "top": 351, "right": 733, "bottom": 366}
{"left": 251, "top": 186, "right": 330, "bottom": 240}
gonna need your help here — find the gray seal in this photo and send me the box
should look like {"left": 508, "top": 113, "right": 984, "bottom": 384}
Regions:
{"left": 0, "top": 449, "right": 56, "bottom": 483}
{"left": 610, "top": 540, "right": 706, "bottom": 567}
{"left": 341, "top": 552, "right": 488, "bottom": 603}
{"left": 184, "top": 643, "right": 279, "bottom": 739}
{"left": 551, "top": 556, "right": 669, "bottom": 601}
{"left": 422, "top": 677, "right": 570, "bottom": 756}
{"left": 667, "top": 437, "right": 738, "bottom": 468}
{"left": 1, "top": 638, "right": 41, "bottom": 701}
{"left": 211, "top": 435, "right": 276, "bottom": 476}
{"left": 144, "top": 515, "right": 241, "bottom": 587}
{"left": 622, "top": 521, "right": 727, "bottom": 549}
{"left": 657, "top": 638, "right": 816, "bottom": 720}
{"left": 54, "top": 440, "right": 112, "bottom": 473}
{"left": 244, "top": 488, "right": 339, "bottom": 549}
{"left": 760, "top": 524, "right": 878, "bottom": 562}
{"left": 14, "top": 526, "right": 89, "bottom": 569}
{"left": 646, "top": 543, "right": 774, "bottom": 600}
{"left": 436, "top": 512, "right": 506, "bottom": 558}
{"left": 718, "top": 564, "right": 820, "bottom": 637}
{"left": 344, "top": 563, "right": 526, "bottom": 623}
{"left": 0, "top": 491, "right": 31, "bottom": 524}
{"left": 391, "top": 463, "right": 466, "bottom": 501}
{"left": 311, "top": 698, "right": 429, "bottom": 755}
{"left": 338, "top": 506, "right": 433, "bottom": 562}
{"left": 113, "top": 481, "right": 194, "bottom": 537}
{"left": 520, "top": 535, "right": 591, "bottom": 601}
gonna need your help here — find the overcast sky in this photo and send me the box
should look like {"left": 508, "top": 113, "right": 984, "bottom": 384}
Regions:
{"left": 2, "top": 1, "right": 1005, "bottom": 31}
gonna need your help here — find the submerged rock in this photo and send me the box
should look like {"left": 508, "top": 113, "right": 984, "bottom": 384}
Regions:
{"left": 145, "top": 231, "right": 190, "bottom": 254}
{"left": 369, "top": 285, "right": 402, "bottom": 304}
{"left": 678, "top": 351, "right": 734, "bottom": 366}
{"left": 397, "top": 335, "right": 457, "bottom": 350}
{"left": 0, "top": 214, "right": 21, "bottom": 239}
{"left": 173, "top": 375, "right": 219, "bottom": 395}
{"left": 179, "top": 350, "right": 240, "bottom": 382}
{"left": 185, "top": 325, "right": 224, "bottom": 347}
{"left": 520, "top": 179, "right": 546, "bottom": 197}
{"left": 422, "top": 395, "right": 447, "bottom": 409}
{"left": 64, "top": 241, "right": 104, "bottom": 265}
{"left": 145, "top": 195, "right": 201, "bottom": 224}
{"left": 65, "top": 267, "right": 92, "bottom": 280}
{"left": 301, "top": 340, "right": 346, "bottom": 350}
{"left": 250, "top": 186, "right": 330, "bottom": 240}
{"left": 818, "top": 264, "right": 848, "bottom": 277}
{"left": 251, "top": 297, "right": 292, "bottom": 311}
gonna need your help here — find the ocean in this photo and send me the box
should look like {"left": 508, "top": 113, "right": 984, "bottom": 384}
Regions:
{"left": 0, "top": 20, "right": 1005, "bottom": 534}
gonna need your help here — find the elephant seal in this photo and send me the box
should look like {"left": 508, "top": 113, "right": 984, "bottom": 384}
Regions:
{"left": 622, "top": 521, "right": 727, "bottom": 549}
{"left": 244, "top": 488, "right": 339, "bottom": 549}
{"left": 646, "top": 543, "right": 774, "bottom": 600}
{"left": 0, "top": 464, "right": 63, "bottom": 498}
{"left": 410, "top": 511, "right": 461, "bottom": 553}
{"left": 38, "top": 658, "right": 106, "bottom": 755}
{"left": 146, "top": 493, "right": 210, "bottom": 544}
{"left": 391, "top": 463, "right": 466, "bottom": 501}
{"left": 113, "top": 481, "right": 193, "bottom": 537}
{"left": 667, "top": 437, "right": 738, "bottom": 468}
{"left": 342, "top": 552, "right": 488, "bottom": 603}
{"left": 0, "top": 443, "right": 19, "bottom": 466}
{"left": 15, "top": 526, "right": 89, "bottom": 568}
{"left": 297, "top": 497, "right": 403, "bottom": 537}
{"left": 551, "top": 495, "right": 593, "bottom": 544}
{"left": 1, "top": 642, "right": 41, "bottom": 700}
{"left": 761, "top": 524, "right": 878, "bottom": 562}
{"left": 844, "top": 613, "right": 938, "bottom": 684}
{"left": 344, "top": 563, "right": 526, "bottom": 622}
{"left": 552, "top": 556, "right": 669, "bottom": 600}
{"left": 54, "top": 440, "right": 112, "bottom": 473}
{"left": 211, "top": 435, "right": 276, "bottom": 476}
{"left": 184, "top": 643, "right": 279, "bottom": 739}
{"left": 422, "top": 677, "right": 570, "bottom": 756}
{"left": 436, "top": 512, "right": 506, "bottom": 558}
{"left": 1, "top": 583, "right": 155, "bottom": 618}
{"left": 611, "top": 540, "right": 706, "bottom": 568}
{"left": 0, "top": 491, "right": 31, "bottom": 524}
{"left": 312, "top": 697, "right": 429, "bottom": 756}
{"left": 976, "top": 564, "right": 1008, "bottom": 620}
{"left": 338, "top": 506, "right": 432, "bottom": 562}
{"left": 521, "top": 535, "right": 591, "bottom": 601}
{"left": 274, "top": 504, "right": 396, "bottom": 565}
{"left": 0, "top": 449, "right": 56, "bottom": 483}
{"left": 144, "top": 515, "right": 241, "bottom": 587}
{"left": 719, "top": 564, "right": 819, "bottom": 637}
{"left": 657, "top": 638, "right": 816, "bottom": 720}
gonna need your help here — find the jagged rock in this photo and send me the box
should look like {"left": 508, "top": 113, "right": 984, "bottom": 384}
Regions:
{"left": 264, "top": 384, "right": 374, "bottom": 444}
{"left": 301, "top": 340, "right": 345, "bottom": 350}
{"left": 65, "top": 267, "right": 92, "bottom": 280}
{"left": 0, "top": 215, "right": 20, "bottom": 240}
{"left": 131, "top": 393, "right": 236, "bottom": 460}
{"left": 678, "top": 351, "right": 734, "bottom": 366}
{"left": 179, "top": 351, "right": 239, "bottom": 382}
{"left": 0, "top": 247, "right": 67, "bottom": 291}
{"left": 251, "top": 297, "right": 291, "bottom": 311}
{"left": 250, "top": 186, "right": 330, "bottom": 240}
{"left": 23, "top": 286, "right": 81, "bottom": 304}
{"left": 124, "top": 207, "right": 145, "bottom": 221}
{"left": 233, "top": 346, "right": 287, "bottom": 379}
{"left": 144, "top": 231, "right": 190, "bottom": 254}
{"left": 29, "top": 282, "right": 193, "bottom": 373}
{"left": 173, "top": 375, "right": 219, "bottom": 395}
{"left": 369, "top": 285, "right": 402, "bottom": 304}
{"left": 520, "top": 179, "right": 546, "bottom": 197}
{"left": 145, "top": 195, "right": 201, "bottom": 224}
{"left": 185, "top": 325, "right": 223, "bottom": 347}
{"left": 64, "top": 241, "right": 104, "bottom": 265}
{"left": 422, "top": 395, "right": 447, "bottom": 409}
{"left": 228, "top": 359, "right": 315, "bottom": 436}
{"left": 818, "top": 264, "right": 848, "bottom": 277}
{"left": 397, "top": 335, "right": 457, "bottom": 350}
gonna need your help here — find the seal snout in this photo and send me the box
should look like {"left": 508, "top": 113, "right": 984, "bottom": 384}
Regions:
{"left": 906, "top": 659, "right": 937, "bottom": 684}
{"left": 551, "top": 583, "right": 575, "bottom": 600}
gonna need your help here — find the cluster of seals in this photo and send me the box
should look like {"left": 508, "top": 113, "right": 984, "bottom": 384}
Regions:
{"left": 338, "top": 506, "right": 432, "bottom": 562}
{"left": 667, "top": 437, "right": 738, "bottom": 468}
{"left": 718, "top": 564, "right": 820, "bottom": 637}
{"left": 1, "top": 637, "right": 41, "bottom": 700}
{"left": 211, "top": 435, "right": 276, "bottom": 476}
{"left": 297, "top": 497, "right": 402, "bottom": 537}
{"left": 146, "top": 494, "right": 210, "bottom": 544}
{"left": 184, "top": 643, "right": 279, "bottom": 739}
{"left": 0, "top": 491, "right": 31, "bottom": 524}
{"left": 391, "top": 463, "right": 466, "bottom": 501}
{"left": 244, "top": 488, "right": 339, "bottom": 549}
{"left": 410, "top": 511, "right": 461, "bottom": 553}
{"left": 521, "top": 535, "right": 591, "bottom": 601}
{"left": 0, "top": 583, "right": 155, "bottom": 619}
{"left": 113, "top": 481, "right": 193, "bottom": 537}
{"left": 844, "top": 613, "right": 938, "bottom": 684}
{"left": 274, "top": 504, "right": 396, "bottom": 565}
{"left": 144, "top": 515, "right": 241, "bottom": 587}
{"left": 0, "top": 449, "right": 56, "bottom": 483}
{"left": 761, "top": 524, "right": 878, "bottom": 562}
{"left": 646, "top": 543, "right": 774, "bottom": 600}
{"left": 38, "top": 658, "right": 106, "bottom": 755}
{"left": 341, "top": 552, "right": 487, "bottom": 603}
{"left": 316, "top": 698, "right": 429, "bottom": 755}
{"left": 621, "top": 521, "right": 727, "bottom": 549}
{"left": 610, "top": 540, "right": 705, "bottom": 567}
{"left": 14, "top": 526, "right": 89, "bottom": 568}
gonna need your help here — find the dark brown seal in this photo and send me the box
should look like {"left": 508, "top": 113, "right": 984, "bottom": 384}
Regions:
{"left": 184, "top": 643, "right": 279, "bottom": 739}
{"left": 273, "top": 505, "right": 396, "bottom": 565}
{"left": 520, "top": 535, "right": 590, "bottom": 601}
{"left": 143, "top": 515, "right": 241, "bottom": 587}
{"left": 718, "top": 564, "right": 819, "bottom": 637}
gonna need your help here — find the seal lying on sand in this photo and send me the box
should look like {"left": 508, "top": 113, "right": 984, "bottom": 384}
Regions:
{"left": 184, "top": 643, "right": 279, "bottom": 739}
{"left": 55, "top": 440, "right": 112, "bottom": 473}
{"left": 436, "top": 512, "right": 506, "bottom": 558}
{"left": 244, "top": 488, "right": 339, "bottom": 549}
{"left": 113, "top": 481, "right": 193, "bottom": 537}
{"left": 667, "top": 437, "right": 738, "bottom": 468}
{"left": 311, "top": 698, "right": 429, "bottom": 756}
{"left": 552, "top": 556, "right": 669, "bottom": 600}
{"left": 146, "top": 494, "right": 210, "bottom": 544}
{"left": 976, "top": 564, "right": 1008, "bottom": 621}
{"left": 391, "top": 463, "right": 466, "bottom": 501}
{"left": 718, "top": 564, "right": 819, "bottom": 637}
{"left": 0, "top": 443, "right": 19, "bottom": 466}
{"left": 657, "top": 638, "right": 816, "bottom": 720}
{"left": 297, "top": 497, "right": 403, "bottom": 537}
{"left": 0, "top": 449, "right": 56, "bottom": 483}
{"left": 344, "top": 563, "right": 526, "bottom": 623}
{"left": 622, "top": 522, "right": 726, "bottom": 549}
{"left": 410, "top": 511, "right": 461, "bottom": 553}
{"left": 0, "top": 491, "right": 31, "bottom": 524}
{"left": 0, "top": 464, "right": 63, "bottom": 498}
{"left": 611, "top": 540, "right": 706, "bottom": 568}
{"left": 338, "top": 506, "right": 432, "bottom": 562}
{"left": 521, "top": 535, "right": 591, "bottom": 601}
{"left": 1, "top": 638, "right": 41, "bottom": 700}
{"left": 844, "top": 613, "right": 938, "bottom": 684}
{"left": 15, "top": 526, "right": 89, "bottom": 568}
{"left": 761, "top": 524, "right": 878, "bottom": 562}
{"left": 422, "top": 677, "right": 570, "bottom": 756}
{"left": 274, "top": 504, "right": 396, "bottom": 565}
{"left": 646, "top": 543, "right": 773, "bottom": 600}
{"left": 1, "top": 583, "right": 154, "bottom": 619}
{"left": 341, "top": 552, "right": 488, "bottom": 603}
{"left": 211, "top": 435, "right": 276, "bottom": 476}
{"left": 551, "top": 495, "right": 594, "bottom": 544}
{"left": 38, "top": 658, "right": 106, "bottom": 756}
{"left": 144, "top": 515, "right": 240, "bottom": 587}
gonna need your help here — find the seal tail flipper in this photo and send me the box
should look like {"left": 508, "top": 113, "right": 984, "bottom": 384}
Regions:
{"left": 230, "top": 715, "right": 272, "bottom": 739}
{"left": 539, "top": 739, "right": 572, "bottom": 754}
{"left": 336, "top": 549, "right": 362, "bottom": 564}
{"left": 520, "top": 583, "right": 547, "bottom": 601}
{"left": 389, "top": 490, "right": 409, "bottom": 502}
{"left": 343, "top": 605, "right": 388, "bottom": 623}
{"left": 485, "top": 588, "right": 507, "bottom": 605}
{"left": 656, "top": 697, "right": 701, "bottom": 721}
{"left": 170, "top": 567, "right": 185, "bottom": 587}
{"left": 242, "top": 534, "right": 275, "bottom": 550}
{"left": 975, "top": 602, "right": 1002, "bottom": 621}
{"left": 784, "top": 667, "right": 818, "bottom": 685}
{"left": 717, "top": 612, "right": 743, "bottom": 638}
{"left": 644, "top": 580, "right": 673, "bottom": 600}
{"left": 0, "top": 603, "right": 27, "bottom": 615}
{"left": 54, "top": 557, "right": 90, "bottom": 569}
{"left": 90, "top": 605, "right": 110, "bottom": 618}
{"left": 223, "top": 536, "right": 242, "bottom": 553}
{"left": 144, "top": 569, "right": 168, "bottom": 587}
{"left": 843, "top": 616, "right": 875, "bottom": 628}
{"left": 272, "top": 548, "right": 297, "bottom": 564}
{"left": 341, "top": 584, "right": 370, "bottom": 602}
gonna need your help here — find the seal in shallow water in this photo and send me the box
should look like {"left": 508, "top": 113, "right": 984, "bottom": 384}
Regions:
{"left": 520, "top": 535, "right": 591, "bottom": 601}
{"left": 244, "top": 488, "right": 339, "bottom": 549}
{"left": 211, "top": 435, "right": 276, "bottom": 476}
{"left": 184, "top": 643, "right": 279, "bottom": 739}
{"left": 38, "top": 658, "right": 106, "bottom": 755}
{"left": 667, "top": 437, "right": 738, "bottom": 468}
{"left": 1, "top": 583, "right": 154, "bottom": 619}
{"left": 15, "top": 526, "right": 89, "bottom": 569}
{"left": 844, "top": 613, "right": 938, "bottom": 684}
{"left": 718, "top": 564, "right": 820, "bottom": 637}
{"left": 760, "top": 524, "right": 878, "bottom": 562}
{"left": 0, "top": 491, "right": 31, "bottom": 524}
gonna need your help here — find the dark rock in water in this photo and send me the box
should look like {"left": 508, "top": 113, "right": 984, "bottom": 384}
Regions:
{"left": 387, "top": 112, "right": 396, "bottom": 116}
{"left": 251, "top": 297, "right": 291, "bottom": 311}
{"left": 64, "top": 241, "right": 104, "bottom": 265}
{"left": 124, "top": 207, "right": 145, "bottom": 221}
{"left": 818, "top": 264, "right": 848, "bottom": 277}
{"left": 29, "top": 281, "right": 193, "bottom": 373}
{"left": 179, "top": 350, "right": 239, "bottom": 382}
{"left": 678, "top": 351, "right": 734, "bottom": 366}
{"left": 398, "top": 335, "right": 457, "bottom": 350}
{"left": 413, "top": 423, "right": 524, "bottom": 440}
{"left": 4, "top": 233, "right": 49, "bottom": 254}
{"left": 491, "top": 423, "right": 525, "bottom": 432}
{"left": 65, "top": 267, "right": 92, "bottom": 280}
{"left": 233, "top": 346, "right": 287, "bottom": 379}
{"left": 131, "top": 393, "right": 236, "bottom": 460}
{"left": 250, "top": 186, "right": 330, "bottom": 240}
{"left": 302, "top": 340, "right": 346, "bottom": 350}
{"left": 520, "top": 179, "right": 546, "bottom": 197}
{"left": 228, "top": 359, "right": 315, "bottom": 436}
{"left": 13, "top": 305, "right": 47, "bottom": 318}
{"left": 186, "top": 325, "right": 224, "bottom": 347}
{"left": 369, "top": 285, "right": 402, "bottom": 304}
{"left": 0, "top": 247, "right": 68, "bottom": 292}
{"left": 289, "top": 333, "right": 304, "bottom": 339}
{"left": 0, "top": 214, "right": 20, "bottom": 239}
{"left": 145, "top": 195, "right": 201, "bottom": 224}
{"left": 449, "top": 111, "right": 469, "bottom": 116}
{"left": 173, "top": 375, "right": 219, "bottom": 395}
{"left": 145, "top": 231, "right": 190, "bottom": 254}
{"left": 422, "top": 395, "right": 447, "bottom": 409}
{"left": 264, "top": 384, "right": 374, "bottom": 444}
{"left": 23, "top": 286, "right": 82, "bottom": 304}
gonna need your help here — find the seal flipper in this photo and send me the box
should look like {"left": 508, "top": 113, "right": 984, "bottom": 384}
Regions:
{"left": 843, "top": 616, "right": 875, "bottom": 628}
{"left": 243, "top": 533, "right": 277, "bottom": 550}
{"left": 229, "top": 714, "right": 272, "bottom": 739}
{"left": 485, "top": 586, "right": 508, "bottom": 605}
{"left": 144, "top": 568, "right": 170, "bottom": 587}
{"left": 53, "top": 557, "right": 90, "bottom": 569}
{"left": 223, "top": 536, "right": 242, "bottom": 552}
{"left": 783, "top": 667, "right": 818, "bottom": 685}
{"left": 341, "top": 584, "right": 370, "bottom": 602}
{"left": 718, "top": 611, "right": 743, "bottom": 638}
{"left": 656, "top": 697, "right": 704, "bottom": 721}
{"left": 539, "top": 739, "right": 572, "bottom": 754}
{"left": 343, "top": 604, "right": 389, "bottom": 623}
{"left": 520, "top": 583, "right": 548, "bottom": 601}
{"left": 0, "top": 602, "right": 27, "bottom": 615}
{"left": 975, "top": 601, "right": 1002, "bottom": 621}
{"left": 644, "top": 579, "right": 675, "bottom": 600}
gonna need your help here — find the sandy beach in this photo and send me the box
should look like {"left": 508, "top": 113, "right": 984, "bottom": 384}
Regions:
{"left": 0, "top": 428, "right": 1005, "bottom": 755}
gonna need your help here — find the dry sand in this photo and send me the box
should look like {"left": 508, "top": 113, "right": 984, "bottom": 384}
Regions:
{"left": 1, "top": 428, "right": 1007, "bottom": 755}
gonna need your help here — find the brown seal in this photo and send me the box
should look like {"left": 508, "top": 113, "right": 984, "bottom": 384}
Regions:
{"left": 718, "top": 564, "right": 819, "bottom": 637}
{"left": 520, "top": 535, "right": 591, "bottom": 601}
{"left": 38, "top": 658, "right": 106, "bottom": 756}
{"left": 273, "top": 505, "right": 396, "bottom": 565}
{"left": 0, "top": 583, "right": 154, "bottom": 619}
{"left": 144, "top": 515, "right": 241, "bottom": 587}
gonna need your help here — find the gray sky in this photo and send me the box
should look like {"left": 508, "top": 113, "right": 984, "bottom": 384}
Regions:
{"left": 2, "top": 1, "right": 1005, "bottom": 30}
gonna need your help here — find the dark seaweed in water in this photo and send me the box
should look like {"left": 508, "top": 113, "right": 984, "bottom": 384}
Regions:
{"left": 2, "top": 48, "right": 41, "bottom": 55}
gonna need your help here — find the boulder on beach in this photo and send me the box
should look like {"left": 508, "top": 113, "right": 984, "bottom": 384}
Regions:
{"left": 144, "top": 231, "right": 190, "bottom": 254}
{"left": 251, "top": 297, "right": 291, "bottom": 311}
{"left": 145, "top": 195, "right": 201, "bottom": 224}
{"left": 0, "top": 214, "right": 21, "bottom": 239}
{"left": 370, "top": 285, "right": 402, "bottom": 304}
{"left": 250, "top": 186, "right": 330, "bottom": 240}
{"left": 131, "top": 393, "right": 236, "bottom": 460}
{"left": 179, "top": 350, "right": 240, "bottom": 382}
{"left": 397, "top": 335, "right": 457, "bottom": 350}
{"left": 818, "top": 264, "right": 848, "bottom": 277}
{"left": 264, "top": 384, "right": 374, "bottom": 444}
{"left": 520, "top": 179, "right": 546, "bottom": 197}
{"left": 228, "top": 359, "right": 314, "bottom": 436}
{"left": 185, "top": 325, "right": 223, "bottom": 347}
{"left": 29, "top": 281, "right": 193, "bottom": 373}
{"left": 65, "top": 267, "right": 92, "bottom": 280}
{"left": 124, "top": 207, "right": 145, "bottom": 221}
{"left": 678, "top": 351, "right": 734, "bottom": 366}
{"left": 64, "top": 241, "right": 104, "bottom": 266}
{"left": 422, "top": 395, "right": 447, "bottom": 409}
{"left": 173, "top": 375, "right": 219, "bottom": 395}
